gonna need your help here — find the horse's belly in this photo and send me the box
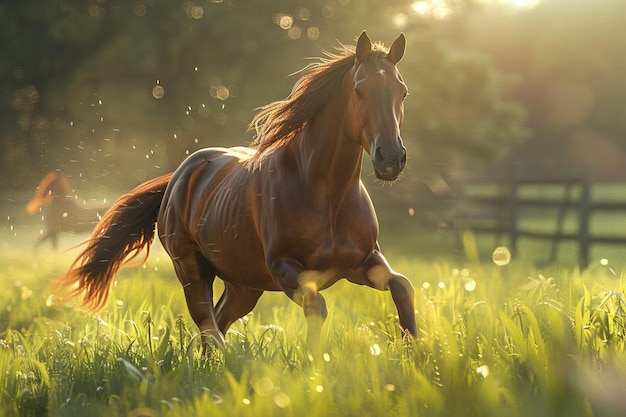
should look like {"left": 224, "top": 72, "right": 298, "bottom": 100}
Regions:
{"left": 197, "top": 215, "right": 278, "bottom": 291}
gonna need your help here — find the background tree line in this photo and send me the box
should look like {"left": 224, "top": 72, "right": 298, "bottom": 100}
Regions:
{"left": 1, "top": 0, "right": 624, "bottom": 198}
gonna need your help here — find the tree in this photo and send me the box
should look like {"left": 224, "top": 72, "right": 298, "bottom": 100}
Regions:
{"left": 0, "top": 0, "right": 529, "bottom": 195}
{"left": 462, "top": 0, "right": 626, "bottom": 180}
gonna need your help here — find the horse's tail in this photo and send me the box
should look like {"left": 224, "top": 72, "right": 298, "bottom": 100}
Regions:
{"left": 55, "top": 172, "right": 173, "bottom": 311}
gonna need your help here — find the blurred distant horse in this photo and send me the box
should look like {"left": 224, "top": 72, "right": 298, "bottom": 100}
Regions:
{"left": 25, "top": 171, "right": 105, "bottom": 249}
{"left": 57, "top": 32, "right": 417, "bottom": 351}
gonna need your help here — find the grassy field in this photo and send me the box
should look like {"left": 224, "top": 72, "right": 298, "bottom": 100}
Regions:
{"left": 1, "top": 223, "right": 626, "bottom": 417}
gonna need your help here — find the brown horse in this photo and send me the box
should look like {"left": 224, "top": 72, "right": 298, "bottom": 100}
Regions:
{"left": 58, "top": 32, "right": 417, "bottom": 351}
{"left": 25, "top": 171, "right": 106, "bottom": 249}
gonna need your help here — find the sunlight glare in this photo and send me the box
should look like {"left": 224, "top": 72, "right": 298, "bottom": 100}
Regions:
{"left": 476, "top": 0, "right": 541, "bottom": 9}
{"left": 477, "top": 364, "right": 490, "bottom": 378}
{"left": 464, "top": 278, "right": 477, "bottom": 292}
{"left": 411, "top": 0, "right": 451, "bottom": 19}
{"left": 413, "top": 0, "right": 542, "bottom": 16}
{"left": 412, "top": 1, "right": 429, "bottom": 14}
{"left": 509, "top": 0, "right": 540, "bottom": 8}
{"left": 370, "top": 343, "right": 382, "bottom": 356}
{"left": 393, "top": 13, "right": 408, "bottom": 29}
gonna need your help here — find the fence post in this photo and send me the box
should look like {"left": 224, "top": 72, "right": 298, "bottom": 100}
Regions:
{"left": 578, "top": 180, "right": 591, "bottom": 268}
{"left": 508, "top": 182, "right": 519, "bottom": 255}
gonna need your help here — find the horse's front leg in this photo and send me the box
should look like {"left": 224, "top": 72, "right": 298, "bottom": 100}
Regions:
{"left": 349, "top": 249, "right": 417, "bottom": 338}
{"left": 271, "top": 258, "right": 328, "bottom": 354}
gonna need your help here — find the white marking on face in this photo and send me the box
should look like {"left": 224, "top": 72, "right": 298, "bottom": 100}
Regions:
{"left": 378, "top": 69, "right": 386, "bottom": 77}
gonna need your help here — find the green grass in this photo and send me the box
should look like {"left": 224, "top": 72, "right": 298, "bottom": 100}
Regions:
{"left": 2, "top": 229, "right": 626, "bottom": 417}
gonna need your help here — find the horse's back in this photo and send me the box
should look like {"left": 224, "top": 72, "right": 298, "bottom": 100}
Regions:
{"left": 160, "top": 146, "right": 250, "bottom": 220}
{"left": 157, "top": 146, "right": 271, "bottom": 284}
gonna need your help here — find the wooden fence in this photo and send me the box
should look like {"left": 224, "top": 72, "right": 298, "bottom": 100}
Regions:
{"left": 455, "top": 179, "right": 626, "bottom": 267}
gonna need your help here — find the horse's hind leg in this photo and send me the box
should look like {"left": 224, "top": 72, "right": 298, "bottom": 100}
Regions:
{"left": 215, "top": 282, "right": 263, "bottom": 335}
{"left": 50, "top": 232, "right": 58, "bottom": 249}
{"left": 34, "top": 231, "right": 56, "bottom": 250}
{"left": 171, "top": 251, "right": 225, "bottom": 348}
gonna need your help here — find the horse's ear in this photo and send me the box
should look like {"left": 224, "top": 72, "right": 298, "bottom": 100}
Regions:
{"left": 387, "top": 33, "right": 406, "bottom": 65}
{"left": 356, "top": 31, "right": 372, "bottom": 62}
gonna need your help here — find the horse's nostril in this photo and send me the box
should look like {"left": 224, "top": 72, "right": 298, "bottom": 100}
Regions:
{"left": 375, "top": 146, "right": 384, "bottom": 162}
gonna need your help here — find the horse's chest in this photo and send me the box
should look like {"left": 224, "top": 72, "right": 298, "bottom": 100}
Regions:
{"left": 310, "top": 233, "right": 368, "bottom": 270}
{"left": 277, "top": 200, "right": 377, "bottom": 270}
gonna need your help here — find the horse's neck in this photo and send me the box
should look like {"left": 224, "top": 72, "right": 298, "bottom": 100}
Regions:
{"left": 291, "top": 88, "right": 363, "bottom": 191}
{"left": 49, "top": 181, "right": 68, "bottom": 198}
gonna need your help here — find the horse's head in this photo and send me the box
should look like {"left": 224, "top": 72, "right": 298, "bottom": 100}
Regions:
{"left": 25, "top": 171, "right": 69, "bottom": 214}
{"left": 348, "top": 32, "right": 408, "bottom": 181}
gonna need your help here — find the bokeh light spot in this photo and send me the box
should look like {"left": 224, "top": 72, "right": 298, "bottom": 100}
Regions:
{"left": 297, "top": 8, "right": 311, "bottom": 20}
{"left": 216, "top": 86, "right": 229, "bottom": 100}
{"left": 464, "top": 278, "right": 477, "bottom": 292}
{"left": 288, "top": 27, "right": 302, "bottom": 39}
{"left": 152, "top": 85, "right": 165, "bottom": 99}
{"left": 184, "top": 2, "right": 204, "bottom": 19}
{"left": 492, "top": 246, "right": 511, "bottom": 266}
{"left": 477, "top": 364, "right": 490, "bottom": 378}
{"left": 307, "top": 26, "right": 320, "bottom": 40}
{"left": 277, "top": 14, "right": 293, "bottom": 30}
{"left": 274, "top": 392, "right": 291, "bottom": 409}
{"left": 135, "top": 4, "right": 146, "bottom": 16}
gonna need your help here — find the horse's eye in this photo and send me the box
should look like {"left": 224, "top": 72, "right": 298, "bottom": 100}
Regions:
{"left": 403, "top": 91, "right": 408, "bottom": 100}
{"left": 355, "top": 88, "right": 364, "bottom": 99}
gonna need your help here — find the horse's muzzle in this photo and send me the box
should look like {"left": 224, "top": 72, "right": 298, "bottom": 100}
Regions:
{"left": 372, "top": 140, "right": 407, "bottom": 181}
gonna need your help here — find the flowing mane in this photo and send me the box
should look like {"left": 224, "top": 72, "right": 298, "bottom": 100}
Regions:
{"left": 247, "top": 41, "right": 390, "bottom": 168}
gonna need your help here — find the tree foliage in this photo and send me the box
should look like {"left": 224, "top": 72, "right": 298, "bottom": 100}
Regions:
{"left": 0, "top": 0, "right": 529, "bottom": 193}
{"left": 464, "top": 0, "right": 626, "bottom": 180}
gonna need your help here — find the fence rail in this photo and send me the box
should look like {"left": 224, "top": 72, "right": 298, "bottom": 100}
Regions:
{"left": 456, "top": 179, "right": 626, "bottom": 267}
